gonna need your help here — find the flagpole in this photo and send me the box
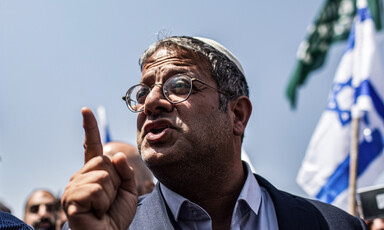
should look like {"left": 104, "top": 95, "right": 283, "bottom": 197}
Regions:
{"left": 348, "top": 113, "right": 360, "bottom": 216}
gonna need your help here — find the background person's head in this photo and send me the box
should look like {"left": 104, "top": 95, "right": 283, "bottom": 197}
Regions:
{"left": 55, "top": 203, "right": 67, "bottom": 230}
{"left": 103, "top": 141, "right": 155, "bottom": 196}
{"left": 23, "top": 189, "right": 58, "bottom": 230}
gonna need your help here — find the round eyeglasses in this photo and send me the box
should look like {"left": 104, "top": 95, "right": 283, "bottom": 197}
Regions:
{"left": 122, "top": 74, "right": 226, "bottom": 112}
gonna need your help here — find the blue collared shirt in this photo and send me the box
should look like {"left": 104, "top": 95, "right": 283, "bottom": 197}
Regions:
{"left": 160, "top": 162, "right": 279, "bottom": 230}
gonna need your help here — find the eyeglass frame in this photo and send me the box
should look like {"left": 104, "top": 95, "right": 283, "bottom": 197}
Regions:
{"left": 122, "top": 74, "right": 227, "bottom": 112}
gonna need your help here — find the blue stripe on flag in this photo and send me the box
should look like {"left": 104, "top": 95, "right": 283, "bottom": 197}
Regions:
{"left": 344, "top": 23, "right": 355, "bottom": 53}
{"left": 355, "top": 80, "right": 384, "bottom": 122}
{"left": 358, "top": 7, "right": 371, "bottom": 22}
{"left": 343, "top": 7, "right": 371, "bottom": 54}
{"left": 316, "top": 129, "right": 384, "bottom": 203}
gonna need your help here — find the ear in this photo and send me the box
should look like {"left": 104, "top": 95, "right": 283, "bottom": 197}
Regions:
{"left": 230, "top": 96, "right": 252, "bottom": 137}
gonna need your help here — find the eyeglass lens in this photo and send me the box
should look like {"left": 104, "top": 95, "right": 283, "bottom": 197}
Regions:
{"left": 126, "top": 75, "right": 193, "bottom": 111}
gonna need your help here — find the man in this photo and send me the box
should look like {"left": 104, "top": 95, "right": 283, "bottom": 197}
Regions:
{"left": 24, "top": 189, "right": 58, "bottom": 230}
{"left": 103, "top": 141, "right": 155, "bottom": 196}
{"left": 56, "top": 204, "right": 67, "bottom": 230}
{"left": 61, "top": 36, "right": 367, "bottom": 229}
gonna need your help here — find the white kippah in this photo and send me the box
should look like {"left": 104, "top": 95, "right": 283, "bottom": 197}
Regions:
{"left": 193, "top": 37, "right": 244, "bottom": 75}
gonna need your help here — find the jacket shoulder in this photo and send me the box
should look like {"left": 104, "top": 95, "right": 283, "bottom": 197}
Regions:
{"left": 307, "top": 199, "right": 367, "bottom": 230}
{"left": 254, "top": 174, "right": 367, "bottom": 230}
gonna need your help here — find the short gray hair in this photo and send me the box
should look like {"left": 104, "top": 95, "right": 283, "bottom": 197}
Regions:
{"left": 139, "top": 36, "right": 249, "bottom": 112}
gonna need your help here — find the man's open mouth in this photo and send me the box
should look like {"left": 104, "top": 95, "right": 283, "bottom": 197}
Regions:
{"left": 144, "top": 121, "right": 172, "bottom": 136}
{"left": 150, "top": 127, "right": 167, "bottom": 134}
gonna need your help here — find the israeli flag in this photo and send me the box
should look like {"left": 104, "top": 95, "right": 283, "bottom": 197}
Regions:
{"left": 97, "top": 106, "right": 112, "bottom": 144}
{"left": 297, "top": 0, "right": 384, "bottom": 210}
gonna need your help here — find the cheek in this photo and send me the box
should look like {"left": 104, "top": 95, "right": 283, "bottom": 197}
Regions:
{"left": 25, "top": 214, "right": 37, "bottom": 222}
{"left": 175, "top": 116, "right": 189, "bottom": 132}
{"left": 176, "top": 98, "right": 219, "bottom": 124}
{"left": 137, "top": 114, "right": 145, "bottom": 138}
{"left": 137, "top": 113, "right": 145, "bottom": 130}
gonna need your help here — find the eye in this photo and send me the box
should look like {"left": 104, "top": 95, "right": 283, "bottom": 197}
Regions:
{"left": 135, "top": 86, "right": 150, "bottom": 103}
{"left": 165, "top": 76, "right": 191, "bottom": 96}
{"left": 29, "top": 205, "right": 39, "bottom": 213}
{"left": 45, "top": 203, "right": 55, "bottom": 212}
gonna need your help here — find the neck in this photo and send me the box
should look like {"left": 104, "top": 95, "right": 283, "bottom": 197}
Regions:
{"left": 153, "top": 159, "right": 246, "bottom": 227}
{"left": 197, "top": 184, "right": 244, "bottom": 230}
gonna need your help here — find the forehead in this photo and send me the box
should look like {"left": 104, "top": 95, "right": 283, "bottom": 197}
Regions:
{"left": 141, "top": 46, "right": 212, "bottom": 79}
{"left": 27, "top": 191, "right": 55, "bottom": 206}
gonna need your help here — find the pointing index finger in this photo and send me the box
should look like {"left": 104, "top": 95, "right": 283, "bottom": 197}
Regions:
{"left": 82, "top": 107, "right": 103, "bottom": 164}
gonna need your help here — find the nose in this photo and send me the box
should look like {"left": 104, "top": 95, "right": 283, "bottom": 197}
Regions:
{"left": 143, "top": 85, "right": 173, "bottom": 116}
{"left": 38, "top": 204, "right": 50, "bottom": 218}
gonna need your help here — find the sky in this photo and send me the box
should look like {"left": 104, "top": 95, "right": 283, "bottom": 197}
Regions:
{"left": 1, "top": 0, "right": 384, "bottom": 219}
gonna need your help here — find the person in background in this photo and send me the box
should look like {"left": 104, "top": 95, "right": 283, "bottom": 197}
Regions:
{"left": 366, "top": 217, "right": 384, "bottom": 230}
{"left": 55, "top": 203, "right": 67, "bottom": 230}
{"left": 24, "top": 189, "right": 58, "bottom": 230}
{"left": 104, "top": 141, "right": 155, "bottom": 196}
{"left": 61, "top": 36, "right": 368, "bottom": 229}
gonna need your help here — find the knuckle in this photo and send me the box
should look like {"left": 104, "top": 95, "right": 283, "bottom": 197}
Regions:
{"left": 97, "top": 170, "right": 110, "bottom": 184}
{"left": 86, "top": 155, "right": 106, "bottom": 167}
{"left": 69, "top": 171, "right": 80, "bottom": 182}
{"left": 101, "top": 155, "right": 112, "bottom": 164}
{"left": 89, "top": 183, "right": 104, "bottom": 198}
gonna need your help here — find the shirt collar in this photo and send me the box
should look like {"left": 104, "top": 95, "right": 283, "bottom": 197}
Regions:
{"left": 234, "top": 161, "right": 262, "bottom": 216}
{"left": 160, "top": 161, "right": 262, "bottom": 221}
{"left": 160, "top": 182, "right": 189, "bottom": 221}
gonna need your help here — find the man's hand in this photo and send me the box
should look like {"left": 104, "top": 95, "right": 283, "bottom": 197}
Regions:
{"left": 61, "top": 107, "right": 138, "bottom": 230}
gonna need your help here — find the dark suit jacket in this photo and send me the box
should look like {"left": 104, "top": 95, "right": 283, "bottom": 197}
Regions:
{"left": 129, "top": 174, "right": 367, "bottom": 230}
{"left": 0, "top": 211, "right": 34, "bottom": 230}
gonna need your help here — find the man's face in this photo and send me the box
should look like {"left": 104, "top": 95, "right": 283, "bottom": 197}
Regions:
{"left": 24, "top": 191, "right": 57, "bottom": 230}
{"left": 136, "top": 47, "right": 233, "bottom": 171}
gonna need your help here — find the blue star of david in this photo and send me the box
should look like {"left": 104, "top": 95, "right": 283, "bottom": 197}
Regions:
{"left": 326, "top": 78, "right": 372, "bottom": 127}
{"left": 326, "top": 78, "right": 353, "bottom": 126}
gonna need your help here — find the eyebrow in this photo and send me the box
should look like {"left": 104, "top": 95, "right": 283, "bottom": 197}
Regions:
{"left": 140, "top": 69, "right": 191, "bottom": 85}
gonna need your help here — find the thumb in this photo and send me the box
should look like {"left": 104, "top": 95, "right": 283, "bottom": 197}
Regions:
{"left": 112, "top": 152, "right": 138, "bottom": 196}
{"left": 110, "top": 152, "right": 138, "bottom": 229}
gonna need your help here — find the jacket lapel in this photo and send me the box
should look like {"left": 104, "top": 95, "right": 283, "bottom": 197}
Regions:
{"left": 129, "top": 183, "right": 175, "bottom": 230}
{"left": 255, "top": 174, "right": 329, "bottom": 230}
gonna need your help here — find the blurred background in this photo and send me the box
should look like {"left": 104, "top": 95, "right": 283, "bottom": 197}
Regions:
{"left": 1, "top": 0, "right": 383, "bottom": 219}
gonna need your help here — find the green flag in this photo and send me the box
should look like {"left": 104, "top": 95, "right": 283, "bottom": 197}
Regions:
{"left": 286, "top": 0, "right": 382, "bottom": 108}
{"left": 368, "top": 0, "right": 383, "bottom": 30}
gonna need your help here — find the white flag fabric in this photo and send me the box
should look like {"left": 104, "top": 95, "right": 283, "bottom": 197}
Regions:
{"left": 241, "top": 148, "right": 256, "bottom": 173}
{"left": 297, "top": 0, "right": 384, "bottom": 210}
{"left": 97, "top": 106, "right": 112, "bottom": 144}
